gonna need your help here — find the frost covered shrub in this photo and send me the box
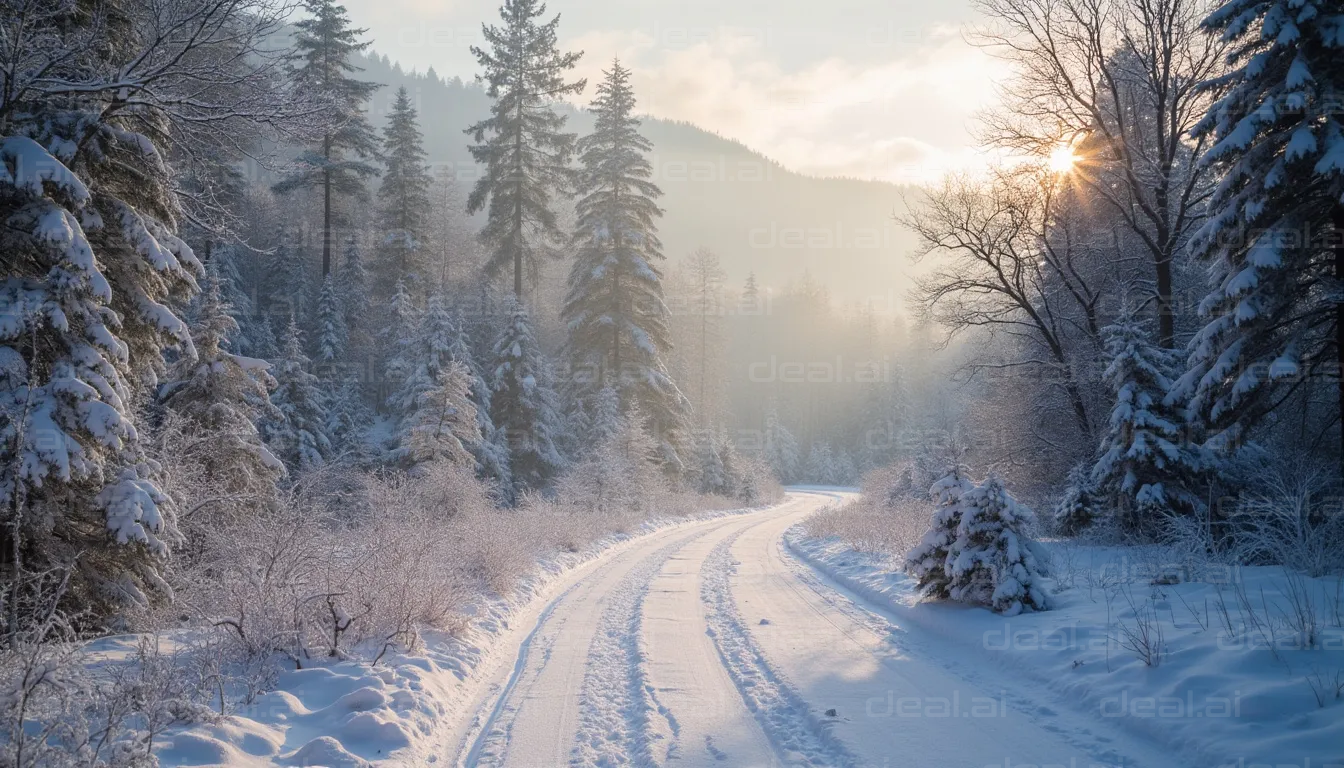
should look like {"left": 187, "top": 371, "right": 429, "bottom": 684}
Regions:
{"left": 178, "top": 464, "right": 482, "bottom": 664}
{"left": 1, "top": 613, "right": 219, "bottom": 767}
{"left": 803, "top": 463, "right": 930, "bottom": 556}
{"left": 906, "top": 468, "right": 1051, "bottom": 614}
{"left": 1225, "top": 469, "right": 1344, "bottom": 577}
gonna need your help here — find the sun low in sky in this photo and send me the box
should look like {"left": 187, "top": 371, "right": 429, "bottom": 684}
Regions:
{"left": 344, "top": 0, "right": 1007, "bottom": 186}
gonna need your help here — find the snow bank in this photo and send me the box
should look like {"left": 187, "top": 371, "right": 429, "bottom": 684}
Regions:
{"left": 786, "top": 528, "right": 1344, "bottom": 767}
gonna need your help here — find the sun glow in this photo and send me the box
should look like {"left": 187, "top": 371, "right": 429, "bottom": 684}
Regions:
{"left": 1048, "top": 143, "right": 1079, "bottom": 173}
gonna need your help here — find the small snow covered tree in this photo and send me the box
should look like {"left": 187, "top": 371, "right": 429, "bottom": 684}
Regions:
{"left": 273, "top": 0, "right": 381, "bottom": 277}
{"left": 1092, "top": 310, "right": 1205, "bottom": 532}
{"left": 582, "top": 385, "right": 625, "bottom": 446}
{"left": 466, "top": 0, "right": 586, "bottom": 296}
{"left": 805, "top": 442, "right": 837, "bottom": 485}
{"left": 325, "top": 375, "right": 372, "bottom": 449}
{"left": 315, "top": 273, "right": 348, "bottom": 363}
{"left": 391, "top": 361, "right": 480, "bottom": 470}
{"left": 265, "top": 320, "right": 332, "bottom": 471}
{"left": 489, "top": 300, "right": 565, "bottom": 499}
{"left": 904, "top": 466, "right": 976, "bottom": 601}
{"left": 379, "top": 279, "right": 420, "bottom": 399}
{"left": 563, "top": 60, "right": 691, "bottom": 471}
{"left": 387, "top": 296, "right": 482, "bottom": 470}
{"left": 948, "top": 476, "right": 1051, "bottom": 615}
{"left": 1175, "top": 0, "right": 1344, "bottom": 471}
{"left": 1053, "top": 462, "right": 1099, "bottom": 536}
{"left": 556, "top": 402, "right": 665, "bottom": 518}
{"left": 160, "top": 273, "right": 284, "bottom": 511}
{"left": 209, "top": 244, "right": 266, "bottom": 358}
{"left": 447, "top": 312, "right": 510, "bottom": 485}
{"left": 262, "top": 227, "right": 309, "bottom": 322}
{"left": 378, "top": 87, "right": 434, "bottom": 297}
{"left": 763, "top": 405, "right": 800, "bottom": 483}
{"left": 696, "top": 433, "right": 728, "bottom": 496}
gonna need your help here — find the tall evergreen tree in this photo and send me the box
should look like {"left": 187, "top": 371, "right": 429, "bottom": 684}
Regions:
{"left": 1094, "top": 310, "right": 1205, "bottom": 531}
{"left": 273, "top": 0, "right": 381, "bottom": 277}
{"left": 378, "top": 86, "right": 434, "bottom": 296}
{"left": 1175, "top": 0, "right": 1344, "bottom": 472}
{"left": 563, "top": 60, "right": 690, "bottom": 471}
{"left": 264, "top": 320, "right": 332, "bottom": 471}
{"left": 490, "top": 299, "right": 566, "bottom": 499}
{"left": 465, "top": 0, "right": 586, "bottom": 296}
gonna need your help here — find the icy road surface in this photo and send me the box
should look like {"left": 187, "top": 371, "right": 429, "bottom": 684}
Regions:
{"left": 448, "top": 491, "right": 1176, "bottom": 768}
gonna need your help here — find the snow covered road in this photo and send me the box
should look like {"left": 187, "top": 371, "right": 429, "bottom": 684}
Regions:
{"left": 449, "top": 491, "right": 1178, "bottom": 768}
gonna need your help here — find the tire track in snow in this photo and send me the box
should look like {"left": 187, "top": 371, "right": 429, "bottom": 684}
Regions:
{"left": 569, "top": 532, "right": 707, "bottom": 767}
{"left": 699, "top": 530, "right": 859, "bottom": 768}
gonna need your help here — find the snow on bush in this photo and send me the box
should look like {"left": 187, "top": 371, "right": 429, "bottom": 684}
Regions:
{"left": 905, "top": 467, "right": 1051, "bottom": 615}
{"left": 803, "top": 462, "right": 932, "bottom": 557}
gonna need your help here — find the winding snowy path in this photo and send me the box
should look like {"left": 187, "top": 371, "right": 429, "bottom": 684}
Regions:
{"left": 447, "top": 491, "right": 1178, "bottom": 768}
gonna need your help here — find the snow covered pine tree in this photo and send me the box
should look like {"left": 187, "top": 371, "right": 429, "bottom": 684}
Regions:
{"left": 0, "top": 0, "right": 292, "bottom": 617}
{"left": 1093, "top": 309, "right": 1205, "bottom": 532}
{"left": 160, "top": 273, "right": 285, "bottom": 510}
{"left": 265, "top": 320, "right": 333, "bottom": 471}
{"left": 490, "top": 299, "right": 565, "bottom": 500}
{"left": 386, "top": 296, "right": 481, "bottom": 470}
{"left": 563, "top": 59, "right": 691, "bottom": 473}
{"left": 1176, "top": 0, "right": 1344, "bottom": 471}
{"left": 948, "top": 476, "right": 1051, "bottom": 615}
{"left": 904, "top": 466, "right": 976, "bottom": 601}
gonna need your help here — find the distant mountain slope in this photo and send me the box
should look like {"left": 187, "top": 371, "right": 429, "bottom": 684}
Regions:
{"left": 361, "top": 54, "right": 916, "bottom": 305}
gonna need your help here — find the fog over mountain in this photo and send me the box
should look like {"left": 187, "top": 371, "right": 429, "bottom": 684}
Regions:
{"left": 358, "top": 52, "right": 918, "bottom": 308}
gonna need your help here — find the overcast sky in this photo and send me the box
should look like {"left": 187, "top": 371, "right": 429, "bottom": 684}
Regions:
{"left": 342, "top": 0, "right": 1007, "bottom": 184}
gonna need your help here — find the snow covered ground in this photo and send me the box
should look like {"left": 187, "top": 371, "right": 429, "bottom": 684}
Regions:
{"left": 139, "top": 490, "right": 1343, "bottom": 766}
{"left": 788, "top": 523, "right": 1344, "bottom": 767}
{"left": 130, "top": 502, "right": 766, "bottom": 767}
{"left": 445, "top": 490, "right": 1178, "bottom": 768}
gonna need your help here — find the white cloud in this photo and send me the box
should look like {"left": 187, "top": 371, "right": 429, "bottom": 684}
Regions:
{"left": 569, "top": 26, "right": 1008, "bottom": 183}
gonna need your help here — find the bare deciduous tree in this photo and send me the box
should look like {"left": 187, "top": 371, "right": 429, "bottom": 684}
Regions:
{"left": 973, "top": 0, "right": 1224, "bottom": 347}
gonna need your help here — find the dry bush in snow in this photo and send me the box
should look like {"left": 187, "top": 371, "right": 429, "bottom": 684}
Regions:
{"left": 804, "top": 463, "right": 932, "bottom": 557}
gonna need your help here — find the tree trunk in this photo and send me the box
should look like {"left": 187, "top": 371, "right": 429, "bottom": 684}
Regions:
{"left": 322, "top": 132, "right": 333, "bottom": 278}
{"left": 1156, "top": 250, "right": 1175, "bottom": 349}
